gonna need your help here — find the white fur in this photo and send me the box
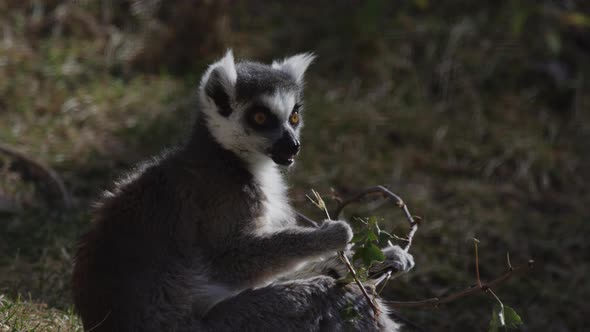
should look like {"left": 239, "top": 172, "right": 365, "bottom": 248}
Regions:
{"left": 198, "top": 51, "right": 301, "bottom": 232}
{"left": 199, "top": 49, "right": 237, "bottom": 93}
{"left": 198, "top": 50, "right": 237, "bottom": 132}
{"left": 251, "top": 162, "right": 295, "bottom": 233}
{"left": 198, "top": 52, "right": 264, "bottom": 164}
{"left": 272, "top": 53, "right": 316, "bottom": 83}
{"left": 203, "top": 106, "right": 267, "bottom": 164}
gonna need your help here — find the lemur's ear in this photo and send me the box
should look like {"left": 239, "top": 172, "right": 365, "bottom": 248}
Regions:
{"left": 272, "top": 53, "right": 315, "bottom": 84}
{"left": 200, "top": 50, "right": 237, "bottom": 117}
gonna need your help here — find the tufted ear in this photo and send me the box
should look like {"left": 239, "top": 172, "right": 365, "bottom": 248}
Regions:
{"left": 200, "top": 50, "right": 237, "bottom": 117}
{"left": 272, "top": 53, "right": 316, "bottom": 84}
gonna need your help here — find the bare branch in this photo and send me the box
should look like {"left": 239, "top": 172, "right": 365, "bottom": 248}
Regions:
{"left": 386, "top": 260, "right": 534, "bottom": 309}
{"left": 0, "top": 144, "right": 72, "bottom": 208}
{"left": 306, "top": 190, "right": 382, "bottom": 316}
{"left": 338, "top": 252, "right": 382, "bottom": 316}
{"left": 331, "top": 185, "right": 419, "bottom": 252}
{"left": 295, "top": 211, "right": 319, "bottom": 228}
{"left": 474, "top": 238, "right": 482, "bottom": 288}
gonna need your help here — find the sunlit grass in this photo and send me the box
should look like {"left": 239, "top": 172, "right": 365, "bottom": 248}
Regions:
{"left": 0, "top": 295, "right": 82, "bottom": 332}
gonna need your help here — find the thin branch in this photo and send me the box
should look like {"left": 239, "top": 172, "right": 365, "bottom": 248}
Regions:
{"left": 474, "top": 238, "right": 482, "bottom": 288}
{"left": 338, "top": 252, "right": 381, "bottom": 316}
{"left": 331, "top": 185, "right": 419, "bottom": 252}
{"left": 386, "top": 260, "right": 534, "bottom": 308}
{"left": 295, "top": 211, "right": 319, "bottom": 228}
{"left": 0, "top": 144, "right": 72, "bottom": 208}
{"left": 332, "top": 186, "right": 413, "bottom": 223}
{"left": 486, "top": 288, "right": 505, "bottom": 325}
{"left": 306, "top": 190, "right": 381, "bottom": 316}
{"left": 403, "top": 217, "right": 420, "bottom": 253}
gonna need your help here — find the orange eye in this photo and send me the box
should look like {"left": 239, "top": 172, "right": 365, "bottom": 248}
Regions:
{"left": 289, "top": 112, "right": 300, "bottom": 125}
{"left": 254, "top": 112, "right": 267, "bottom": 125}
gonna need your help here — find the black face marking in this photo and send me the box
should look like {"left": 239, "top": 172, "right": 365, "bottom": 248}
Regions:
{"left": 235, "top": 62, "right": 300, "bottom": 102}
{"left": 245, "top": 105, "right": 280, "bottom": 132}
{"left": 205, "top": 68, "right": 232, "bottom": 117}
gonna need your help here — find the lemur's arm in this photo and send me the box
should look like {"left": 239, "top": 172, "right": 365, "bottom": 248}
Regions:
{"left": 284, "top": 245, "right": 415, "bottom": 281}
{"left": 186, "top": 276, "right": 400, "bottom": 332}
{"left": 214, "top": 220, "right": 352, "bottom": 284}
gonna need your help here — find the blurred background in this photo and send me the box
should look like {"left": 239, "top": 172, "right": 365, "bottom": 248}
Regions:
{"left": 0, "top": 0, "right": 588, "bottom": 331}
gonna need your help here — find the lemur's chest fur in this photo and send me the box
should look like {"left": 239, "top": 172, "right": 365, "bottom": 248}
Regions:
{"left": 251, "top": 162, "right": 294, "bottom": 233}
{"left": 184, "top": 121, "right": 293, "bottom": 237}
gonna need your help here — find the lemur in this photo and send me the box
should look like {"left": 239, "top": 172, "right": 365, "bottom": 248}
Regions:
{"left": 72, "top": 51, "right": 414, "bottom": 331}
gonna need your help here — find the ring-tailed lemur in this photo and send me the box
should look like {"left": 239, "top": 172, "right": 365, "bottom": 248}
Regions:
{"left": 72, "top": 51, "right": 414, "bottom": 332}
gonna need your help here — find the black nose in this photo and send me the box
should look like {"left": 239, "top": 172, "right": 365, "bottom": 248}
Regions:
{"left": 281, "top": 135, "right": 300, "bottom": 156}
{"left": 270, "top": 132, "right": 301, "bottom": 165}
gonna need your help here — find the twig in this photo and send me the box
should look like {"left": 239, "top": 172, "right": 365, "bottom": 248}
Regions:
{"left": 306, "top": 190, "right": 382, "bottom": 316}
{"left": 474, "top": 238, "right": 482, "bottom": 288}
{"left": 479, "top": 240, "right": 506, "bottom": 327}
{"left": 295, "top": 210, "right": 319, "bottom": 228}
{"left": 403, "top": 217, "right": 420, "bottom": 252}
{"left": 0, "top": 144, "right": 72, "bottom": 208}
{"left": 338, "top": 251, "right": 381, "bottom": 316}
{"left": 331, "top": 185, "right": 419, "bottom": 252}
{"left": 486, "top": 288, "right": 505, "bottom": 325}
{"left": 386, "top": 260, "right": 534, "bottom": 308}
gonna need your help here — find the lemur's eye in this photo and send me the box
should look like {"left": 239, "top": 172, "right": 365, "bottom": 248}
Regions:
{"left": 247, "top": 105, "right": 277, "bottom": 131}
{"left": 254, "top": 112, "right": 267, "bottom": 125}
{"left": 289, "top": 112, "right": 300, "bottom": 125}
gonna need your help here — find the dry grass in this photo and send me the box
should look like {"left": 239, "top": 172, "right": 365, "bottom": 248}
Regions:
{"left": 0, "top": 295, "right": 81, "bottom": 332}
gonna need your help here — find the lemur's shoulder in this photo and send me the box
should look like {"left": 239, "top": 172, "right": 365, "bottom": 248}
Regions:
{"left": 95, "top": 150, "right": 178, "bottom": 210}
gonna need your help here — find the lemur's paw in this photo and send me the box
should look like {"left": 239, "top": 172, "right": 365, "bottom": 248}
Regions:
{"left": 318, "top": 220, "right": 353, "bottom": 250}
{"left": 368, "top": 245, "right": 415, "bottom": 278}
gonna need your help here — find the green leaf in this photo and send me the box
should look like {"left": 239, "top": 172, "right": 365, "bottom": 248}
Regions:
{"left": 367, "top": 216, "right": 379, "bottom": 227}
{"left": 336, "top": 275, "right": 356, "bottom": 285}
{"left": 350, "top": 232, "right": 367, "bottom": 244}
{"left": 354, "top": 243, "right": 385, "bottom": 267}
{"left": 366, "top": 229, "right": 379, "bottom": 242}
{"left": 488, "top": 305, "right": 501, "bottom": 332}
{"left": 488, "top": 304, "right": 523, "bottom": 331}
{"left": 367, "top": 243, "right": 386, "bottom": 262}
{"left": 504, "top": 306, "right": 523, "bottom": 328}
{"left": 352, "top": 250, "right": 364, "bottom": 265}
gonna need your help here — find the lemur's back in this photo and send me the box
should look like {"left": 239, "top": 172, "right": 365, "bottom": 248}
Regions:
{"left": 72, "top": 125, "right": 264, "bottom": 331}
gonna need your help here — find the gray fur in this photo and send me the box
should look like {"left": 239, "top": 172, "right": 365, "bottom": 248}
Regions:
{"left": 236, "top": 61, "right": 300, "bottom": 102}
{"left": 192, "top": 276, "right": 401, "bottom": 332}
{"left": 73, "top": 52, "right": 412, "bottom": 331}
{"left": 285, "top": 246, "right": 415, "bottom": 282}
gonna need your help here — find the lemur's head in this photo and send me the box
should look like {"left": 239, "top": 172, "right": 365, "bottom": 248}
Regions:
{"left": 198, "top": 50, "right": 314, "bottom": 167}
